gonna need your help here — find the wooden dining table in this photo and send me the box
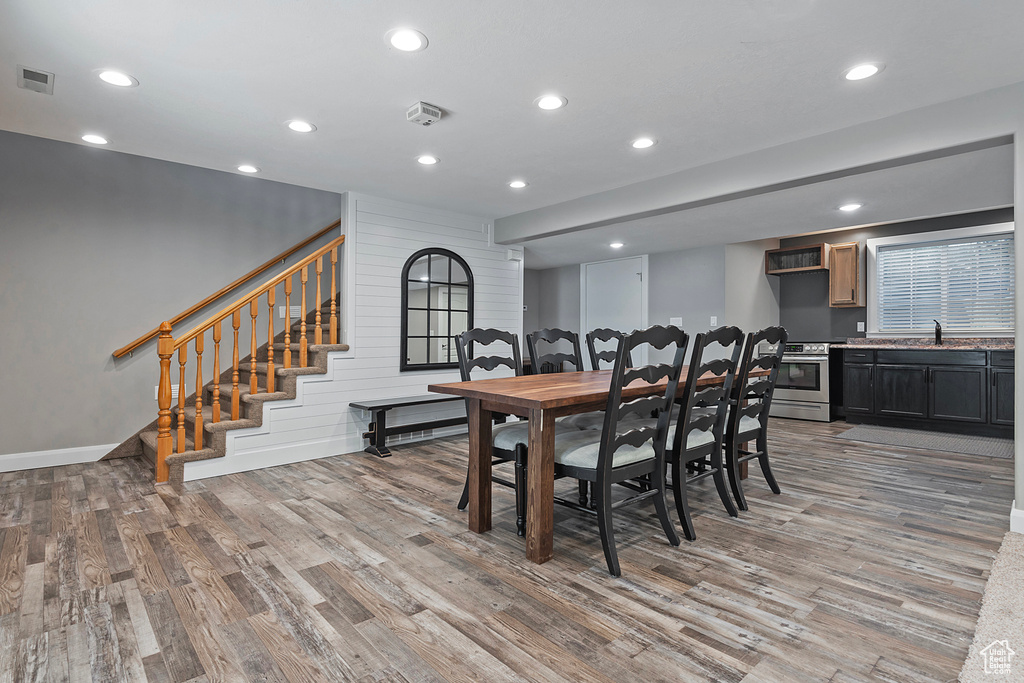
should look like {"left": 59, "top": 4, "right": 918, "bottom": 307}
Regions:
{"left": 428, "top": 367, "right": 764, "bottom": 564}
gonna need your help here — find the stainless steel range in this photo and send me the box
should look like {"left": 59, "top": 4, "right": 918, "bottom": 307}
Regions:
{"left": 759, "top": 341, "right": 832, "bottom": 422}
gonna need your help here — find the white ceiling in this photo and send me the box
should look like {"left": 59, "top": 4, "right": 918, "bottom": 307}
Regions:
{"left": 2, "top": 0, "right": 1021, "bottom": 264}
{"left": 522, "top": 143, "right": 1016, "bottom": 268}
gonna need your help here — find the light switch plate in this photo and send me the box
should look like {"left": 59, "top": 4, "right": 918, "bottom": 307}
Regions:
{"left": 669, "top": 317, "right": 682, "bottom": 326}
{"left": 857, "top": 321, "right": 866, "bottom": 332}
{"left": 710, "top": 316, "right": 718, "bottom": 326}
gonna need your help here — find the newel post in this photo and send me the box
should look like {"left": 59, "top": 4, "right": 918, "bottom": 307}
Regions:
{"left": 156, "top": 322, "right": 174, "bottom": 483}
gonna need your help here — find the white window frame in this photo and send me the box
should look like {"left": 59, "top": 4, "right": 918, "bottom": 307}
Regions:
{"left": 866, "top": 222, "right": 1015, "bottom": 338}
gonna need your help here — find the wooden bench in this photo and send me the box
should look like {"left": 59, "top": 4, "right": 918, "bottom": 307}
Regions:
{"left": 350, "top": 394, "right": 467, "bottom": 457}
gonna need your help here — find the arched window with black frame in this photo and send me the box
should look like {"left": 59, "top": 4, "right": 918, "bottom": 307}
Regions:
{"left": 401, "top": 248, "right": 474, "bottom": 371}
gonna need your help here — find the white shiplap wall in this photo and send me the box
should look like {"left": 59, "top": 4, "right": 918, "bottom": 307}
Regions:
{"left": 183, "top": 194, "right": 523, "bottom": 480}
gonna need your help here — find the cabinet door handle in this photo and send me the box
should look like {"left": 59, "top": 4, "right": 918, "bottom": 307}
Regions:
{"left": 851, "top": 287, "right": 855, "bottom": 300}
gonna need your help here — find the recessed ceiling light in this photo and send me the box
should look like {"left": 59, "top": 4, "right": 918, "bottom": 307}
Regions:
{"left": 237, "top": 164, "right": 260, "bottom": 174}
{"left": 98, "top": 70, "right": 138, "bottom": 87}
{"left": 287, "top": 120, "right": 316, "bottom": 133}
{"left": 509, "top": 180, "right": 528, "bottom": 189}
{"left": 610, "top": 242, "right": 624, "bottom": 249}
{"left": 839, "top": 203, "right": 863, "bottom": 212}
{"left": 535, "top": 95, "right": 567, "bottom": 110}
{"left": 631, "top": 137, "right": 656, "bottom": 149}
{"left": 387, "top": 28, "right": 428, "bottom": 52}
{"left": 81, "top": 134, "right": 108, "bottom": 145}
{"left": 844, "top": 63, "right": 884, "bottom": 81}
{"left": 417, "top": 155, "right": 439, "bottom": 165}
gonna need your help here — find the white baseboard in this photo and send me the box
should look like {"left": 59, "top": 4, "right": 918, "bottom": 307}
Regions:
{"left": 184, "top": 433, "right": 367, "bottom": 481}
{"left": 0, "top": 443, "right": 117, "bottom": 473}
{"left": 1011, "top": 501, "right": 1024, "bottom": 535}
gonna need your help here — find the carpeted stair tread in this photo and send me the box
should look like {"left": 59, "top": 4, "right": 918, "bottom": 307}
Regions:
{"left": 177, "top": 405, "right": 258, "bottom": 432}
{"left": 139, "top": 430, "right": 193, "bottom": 455}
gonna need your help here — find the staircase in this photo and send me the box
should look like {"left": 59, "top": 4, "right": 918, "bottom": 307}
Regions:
{"left": 137, "top": 297, "right": 347, "bottom": 486}
{"left": 109, "top": 232, "right": 346, "bottom": 487}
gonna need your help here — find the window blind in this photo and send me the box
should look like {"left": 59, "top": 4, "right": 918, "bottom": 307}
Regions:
{"left": 876, "top": 233, "right": 1014, "bottom": 333}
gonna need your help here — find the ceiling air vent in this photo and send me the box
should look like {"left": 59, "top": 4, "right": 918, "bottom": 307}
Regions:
{"left": 407, "top": 101, "right": 442, "bottom": 126}
{"left": 17, "top": 65, "right": 54, "bottom": 95}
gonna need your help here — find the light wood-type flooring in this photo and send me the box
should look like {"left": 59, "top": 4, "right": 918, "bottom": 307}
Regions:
{"left": 0, "top": 418, "right": 1014, "bottom": 682}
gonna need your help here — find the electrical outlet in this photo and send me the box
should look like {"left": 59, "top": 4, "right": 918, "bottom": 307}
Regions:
{"left": 669, "top": 317, "right": 682, "bottom": 326}
{"left": 710, "top": 316, "right": 718, "bottom": 326}
{"left": 857, "top": 321, "right": 866, "bottom": 332}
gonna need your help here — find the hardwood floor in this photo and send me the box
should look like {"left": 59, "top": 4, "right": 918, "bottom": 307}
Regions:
{"left": 0, "top": 418, "right": 1013, "bottom": 682}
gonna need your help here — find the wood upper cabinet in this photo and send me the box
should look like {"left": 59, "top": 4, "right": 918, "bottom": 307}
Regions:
{"left": 764, "top": 244, "right": 827, "bottom": 275}
{"left": 829, "top": 241, "right": 862, "bottom": 308}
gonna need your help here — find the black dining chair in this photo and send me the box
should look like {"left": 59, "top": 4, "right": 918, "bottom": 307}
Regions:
{"left": 526, "top": 327, "right": 585, "bottom": 374}
{"left": 454, "top": 327, "right": 573, "bottom": 536}
{"left": 724, "top": 326, "right": 788, "bottom": 511}
{"left": 585, "top": 327, "right": 631, "bottom": 370}
{"left": 548, "top": 325, "right": 687, "bottom": 576}
{"left": 666, "top": 326, "right": 744, "bottom": 541}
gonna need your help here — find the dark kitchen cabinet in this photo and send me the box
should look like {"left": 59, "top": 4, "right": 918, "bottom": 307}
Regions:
{"left": 929, "top": 366, "right": 986, "bottom": 423}
{"left": 874, "top": 365, "right": 928, "bottom": 418}
{"left": 842, "top": 347, "right": 1011, "bottom": 436}
{"left": 991, "top": 368, "right": 1014, "bottom": 425}
{"left": 843, "top": 364, "right": 874, "bottom": 415}
{"left": 990, "top": 350, "right": 1015, "bottom": 426}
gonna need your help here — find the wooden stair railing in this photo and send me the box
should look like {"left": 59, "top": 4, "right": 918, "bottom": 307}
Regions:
{"left": 154, "top": 236, "right": 344, "bottom": 482}
{"left": 113, "top": 219, "right": 341, "bottom": 359}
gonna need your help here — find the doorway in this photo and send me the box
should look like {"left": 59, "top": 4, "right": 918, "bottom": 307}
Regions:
{"left": 580, "top": 255, "right": 648, "bottom": 368}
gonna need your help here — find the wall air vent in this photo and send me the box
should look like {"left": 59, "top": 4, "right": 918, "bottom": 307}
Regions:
{"left": 17, "top": 65, "right": 54, "bottom": 95}
{"left": 407, "top": 101, "right": 443, "bottom": 126}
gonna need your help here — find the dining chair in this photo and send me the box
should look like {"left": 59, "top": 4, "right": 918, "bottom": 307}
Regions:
{"left": 454, "top": 327, "right": 573, "bottom": 536}
{"left": 666, "top": 326, "right": 744, "bottom": 541}
{"left": 548, "top": 325, "right": 687, "bottom": 577}
{"left": 529, "top": 328, "right": 604, "bottom": 433}
{"left": 526, "top": 327, "right": 585, "bottom": 374}
{"left": 724, "top": 326, "right": 788, "bottom": 511}
{"left": 585, "top": 327, "right": 631, "bottom": 370}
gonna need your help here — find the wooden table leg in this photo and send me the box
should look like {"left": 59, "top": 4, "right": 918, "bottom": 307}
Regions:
{"left": 739, "top": 461, "right": 749, "bottom": 479}
{"left": 526, "top": 408, "right": 555, "bottom": 564}
{"left": 467, "top": 399, "right": 492, "bottom": 533}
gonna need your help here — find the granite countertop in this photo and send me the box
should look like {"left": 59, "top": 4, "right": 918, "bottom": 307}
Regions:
{"left": 833, "top": 338, "right": 1014, "bottom": 351}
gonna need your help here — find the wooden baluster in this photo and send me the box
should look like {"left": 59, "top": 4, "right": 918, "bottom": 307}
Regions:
{"left": 177, "top": 346, "right": 187, "bottom": 454}
{"left": 194, "top": 334, "right": 204, "bottom": 451}
{"left": 299, "top": 266, "right": 308, "bottom": 367}
{"left": 231, "top": 310, "right": 241, "bottom": 421}
{"left": 314, "top": 256, "right": 323, "bottom": 345}
{"left": 283, "top": 276, "right": 292, "bottom": 369}
{"left": 330, "top": 246, "right": 338, "bottom": 344}
{"left": 266, "top": 288, "right": 276, "bottom": 393}
{"left": 211, "top": 321, "right": 221, "bottom": 424}
{"left": 156, "top": 323, "right": 174, "bottom": 483}
{"left": 250, "top": 299, "right": 259, "bottom": 395}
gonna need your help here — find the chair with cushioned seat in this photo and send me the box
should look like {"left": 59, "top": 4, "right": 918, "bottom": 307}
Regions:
{"left": 667, "top": 326, "right": 744, "bottom": 541}
{"left": 724, "top": 326, "right": 788, "bottom": 511}
{"left": 454, "top": 328, "right": 574, "bottom": 536}
{"left": 549, "top": 325, "right": 687, "bottom": 576}
{"left": 585, "top": 328, "right": 631, "bottom": 371}
{"left": 528, "top": 328, "right": 605, "bottom": 434}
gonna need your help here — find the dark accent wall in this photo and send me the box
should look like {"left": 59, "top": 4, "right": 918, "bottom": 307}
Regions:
{"left": 778, "top": 208, "right": 1013, "bottom": 341}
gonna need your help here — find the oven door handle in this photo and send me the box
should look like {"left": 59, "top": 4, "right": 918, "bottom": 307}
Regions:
{"left": 780, "top": 355, "right": 829, "bottom": 362}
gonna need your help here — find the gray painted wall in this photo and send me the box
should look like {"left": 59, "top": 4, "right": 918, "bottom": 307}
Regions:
{"left": 777, "top": 208, "right": 1013, "bottom": 341}
{"left": 0, "top": 130, "right": 342, "bottom": 455}
{"left": 526, "top": 239, "right": 781, "bottom": 365}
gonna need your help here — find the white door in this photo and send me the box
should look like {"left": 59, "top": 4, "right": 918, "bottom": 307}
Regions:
{"left": 581, "top": 256, "right": 647, "bottom": 368}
